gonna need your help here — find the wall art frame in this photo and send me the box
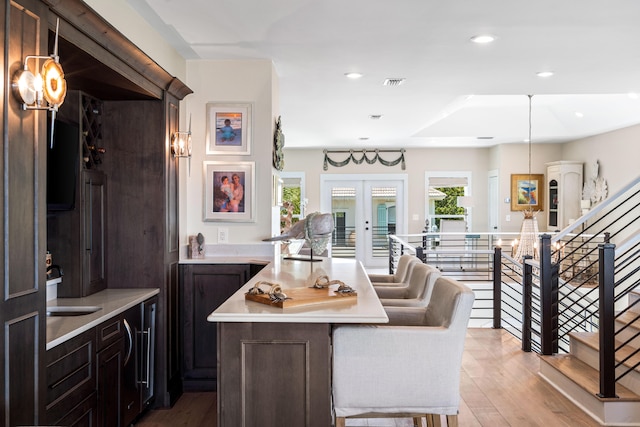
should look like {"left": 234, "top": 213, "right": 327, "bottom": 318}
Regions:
{"left": 511, "top": 173, "right": 545, "bottom": 211}
{"left": 204, "top": 161, "right": 255, "bottom": 222}
{"left": 205, "top": 102, "right": 252, "bottom": 155}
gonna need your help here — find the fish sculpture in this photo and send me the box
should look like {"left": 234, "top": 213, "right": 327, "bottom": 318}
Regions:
{"left": 263, "top": 212, "right": 334, "bottom": 256}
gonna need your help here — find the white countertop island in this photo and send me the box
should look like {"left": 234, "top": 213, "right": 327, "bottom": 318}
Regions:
{"left": 207, "top": 257, "right": 388, "bottom": 324}
{"left": 210, "top": 257, "right": 387, "bottom": 427}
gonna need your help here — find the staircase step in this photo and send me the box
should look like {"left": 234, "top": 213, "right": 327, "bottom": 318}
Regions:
{"left": 539, "top": 354, "right": 640, "bottom": 425}
{"left": 571, "top": 331, "right": 640, "bottom": 368}
{"left": 540, "top": 353, "right": 640, "bottom": 401}
{"left": 570, "top": 331, "right": 640, "bottom": 395}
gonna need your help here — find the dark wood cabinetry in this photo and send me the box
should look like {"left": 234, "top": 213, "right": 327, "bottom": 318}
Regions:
{"left": 97, "top": 338, "right": 124, "bottom": 427}
{"left": 101, "top": 95, "right": 184, "bottom": 406}
{"left": 82, "top": 169, "right": 107, "bottom": 295}
{"left": 0, "top": 1, "right": 49, "bottom": 424}
{"left": 46, "top": 298, "right": 156, "bottom": 427}
{"left": 180, "top": 264, "right": 250, "bottom": 390}
{"left": 1, "top": 0, "right": 191, "bottom": 419}
{"left": 95, "top": 311, "right": 126, "bottom": 427}
{"left": 56, "top": 393, "right": 98, "bottom": 427}
{"left": 48, "top": 91, "right": 108, "bottom": 298}
{"left": 45, "top": 329, "right": 97, "bottom": 425}
{"left": 218, "top": 322, "right": 332, "bottom": 427}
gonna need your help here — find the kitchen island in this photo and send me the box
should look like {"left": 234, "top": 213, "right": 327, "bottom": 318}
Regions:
{"left": 208, "top": 257, "right": 387, "bottom": 427}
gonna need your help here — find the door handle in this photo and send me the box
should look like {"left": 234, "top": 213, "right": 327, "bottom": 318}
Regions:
{"left": 123, "top": 319, "right": 133, "bottom": 366}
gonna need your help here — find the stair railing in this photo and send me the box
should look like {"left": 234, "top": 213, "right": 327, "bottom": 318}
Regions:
{"left": 539, "top": 175, "right": 640, "bottom": 397}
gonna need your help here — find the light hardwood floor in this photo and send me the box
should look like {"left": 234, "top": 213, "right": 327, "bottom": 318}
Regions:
{"left": 136, "top": 328, "right": 602, "bottom": 426}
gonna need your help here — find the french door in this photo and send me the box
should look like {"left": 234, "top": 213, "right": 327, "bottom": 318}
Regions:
{"left": 321, "top": 174, "right": 407, "bottom": 268}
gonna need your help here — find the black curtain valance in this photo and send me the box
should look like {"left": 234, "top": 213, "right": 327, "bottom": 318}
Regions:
{"left": 323, "top": 149, "right": 405, "bottom": 171}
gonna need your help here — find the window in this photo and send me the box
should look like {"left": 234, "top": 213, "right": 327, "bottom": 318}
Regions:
{"left": 425, "top": 171, "right": 472, "bottom": 231}
{"left": 280, "top": 172, "right": 306, "bottom": 230}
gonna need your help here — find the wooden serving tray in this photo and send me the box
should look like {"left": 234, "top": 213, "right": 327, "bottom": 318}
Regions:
{"left": 245, "top": 285, "right": 357, "bottom": 309}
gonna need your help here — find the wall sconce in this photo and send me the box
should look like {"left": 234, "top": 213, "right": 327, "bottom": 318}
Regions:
{"left": 171, "top": 114, "right": 192, "bottom": 157}
{"left": 172, "top": 114, "right": 192, "bottom": 175}
{"left": 13, "top": 19, "right": 67, "bottom": 112}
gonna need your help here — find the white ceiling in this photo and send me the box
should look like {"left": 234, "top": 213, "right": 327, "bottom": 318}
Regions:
{"left": 128, "top": 0, "right": 640, "bottom": 149}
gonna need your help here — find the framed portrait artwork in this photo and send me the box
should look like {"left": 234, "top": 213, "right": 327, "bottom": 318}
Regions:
{"left": 204, "top": 161, "right": 255, "bottom": 222}
{"left": 511, "top": 174, "right": 545, "bottom": 211}
{"left": 206, "top": 102, "right": 252, "bottom": 155}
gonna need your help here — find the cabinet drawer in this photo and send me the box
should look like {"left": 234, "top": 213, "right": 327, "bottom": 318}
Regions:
{"left": 56, "top": 392, "right": 97, "bottom": 427}
{"left": 96, "top": 313, "right": 123, "bottom": 351}
{"left": 46, "top": 328, "right": 96, "bottom": 424}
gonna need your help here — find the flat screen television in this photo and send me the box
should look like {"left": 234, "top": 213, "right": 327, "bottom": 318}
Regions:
{"left": 47, "top": 118, "right": 80, "bottom": 211}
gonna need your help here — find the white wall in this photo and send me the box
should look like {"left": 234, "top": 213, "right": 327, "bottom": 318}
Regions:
{"left": 180, "top": 60, "right": 278, "bottom": 248}
{"left": 492, "top": 143, "right": 563, "bottom": 233}
{"left": 561, "top": 123, "right": 640, "bottom": 196}
{"left": 83, "top": 0, "right": 186, "bottom": 81}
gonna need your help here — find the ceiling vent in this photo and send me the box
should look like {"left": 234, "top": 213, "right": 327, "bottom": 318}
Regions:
{"left": 383, "top": 78, "right": 405, "bottom": 86}
{"left": 369, "top": 114, "right": 382, "bottom": 120}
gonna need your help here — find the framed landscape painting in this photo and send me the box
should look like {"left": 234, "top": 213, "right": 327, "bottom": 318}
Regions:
{"left": 204, "top": 161, "right": 255, "bottom": 222}
{"left": 511, "top": 174, "right": 544, "bottom": 211}
{"left": 206, "top": 102, "right": 252, "bottom": 155}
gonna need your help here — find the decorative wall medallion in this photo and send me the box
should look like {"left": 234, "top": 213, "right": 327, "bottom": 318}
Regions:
{"left": 582, "top": 160, "right": 608, "bottom": 205}
{"left": 273, "top": 116, "right": 285, "bottom": 171}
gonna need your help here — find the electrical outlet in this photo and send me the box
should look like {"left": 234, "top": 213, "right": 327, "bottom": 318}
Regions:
{"left": 218, "top": 227, "right": 229, "bottom": 243}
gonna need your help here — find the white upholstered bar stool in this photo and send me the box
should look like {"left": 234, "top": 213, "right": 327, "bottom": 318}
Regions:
{"left": 368, "top": 254, "right": 420, "bottom": 287}
{"left": 375, "top": 262, "right": 440, "bottom": 307}
{"left": 332, "top": 276, "right": 475, "bottom": 427}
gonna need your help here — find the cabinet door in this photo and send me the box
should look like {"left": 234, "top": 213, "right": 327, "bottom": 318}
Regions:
{"left": 97, "top": 338, "right": 124, "bottom": 427}
{"left": 1, "top": 1, "right": 49, "bottom": 425}
{"left": 83, "top": 169, "right": 107, "bottom": 295}
{"left": 181, "top": 264, "right": 249, "bottom": 390}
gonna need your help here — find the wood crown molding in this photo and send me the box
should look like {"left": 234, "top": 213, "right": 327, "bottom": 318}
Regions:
{"left": 43, "top": 0, "right": 192, "bottom": 100}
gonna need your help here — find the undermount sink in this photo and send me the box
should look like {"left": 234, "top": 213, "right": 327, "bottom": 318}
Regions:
{"left": 46, "top": 306, "right": 102, "bottom": 317}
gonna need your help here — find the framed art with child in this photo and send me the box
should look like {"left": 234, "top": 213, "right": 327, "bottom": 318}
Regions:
{"left": 204, "top": 161, "right": 255, "bottom": 222}
{"left": 206, "top": 102, "right": 252, "bottom": 155}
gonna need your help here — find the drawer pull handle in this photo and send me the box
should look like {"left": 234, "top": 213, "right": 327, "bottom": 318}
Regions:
{"left": 49, "top": 361, "right": 91, "bottom": 390}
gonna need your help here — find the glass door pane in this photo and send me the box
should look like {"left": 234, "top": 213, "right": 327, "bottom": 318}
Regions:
{"left": 365, "top": 182, "right": 402, "bottom": 267}
{"left": 330, "top": 186, "right": 356, "bottom": 259}
{"left": 368, "top": 186, "right": 397, "bottom": 262}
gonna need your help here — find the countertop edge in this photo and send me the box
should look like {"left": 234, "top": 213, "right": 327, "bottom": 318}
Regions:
{"left": 46, "top": 288, "right": 160, "bottom": 350}
{"left": 179, "top": 256, "right": 272, "bottom": 265}
{"left": 207, "top": 314, "right": 389, "bottom": 323}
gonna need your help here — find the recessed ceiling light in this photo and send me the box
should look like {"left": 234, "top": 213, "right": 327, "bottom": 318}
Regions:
{"left": 344, "top": 72, "right": 363, "bottom": 79}
{"left": 359, "top": 137, "right": 369, "bottom": 140}
{"left": 369, "top": 115, "right": 382, "bottom": 120}
{"left": 536, "top": 71, "right": 554, "bottom": 78}
{"left": 574, "top": 112, "right": 584, "bottom": 118}
{"left": 470, "top": 35, "right": 495, "bottom": 44}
